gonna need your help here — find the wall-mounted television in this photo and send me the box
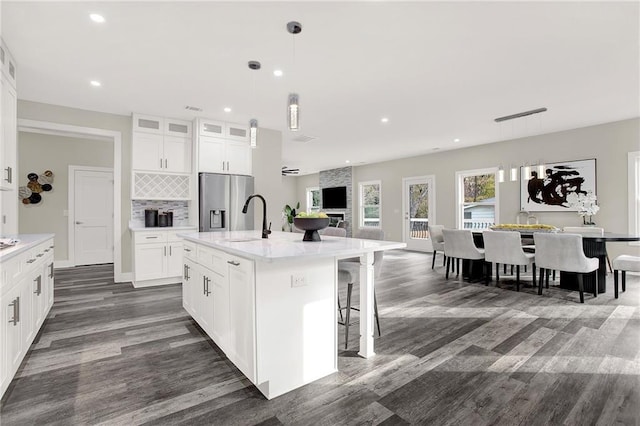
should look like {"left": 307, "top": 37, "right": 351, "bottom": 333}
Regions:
{"left": 321, "top": 186, "right": 347, "bottom": 209}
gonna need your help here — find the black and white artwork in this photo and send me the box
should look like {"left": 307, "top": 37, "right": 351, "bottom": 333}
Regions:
{"left": 520, "top": 159, "right": 596, "bottom": 212}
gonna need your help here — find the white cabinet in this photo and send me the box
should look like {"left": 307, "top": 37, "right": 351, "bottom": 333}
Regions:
{"left": 132, "top": 114, "right": 192, "bottom": 173}
{"left": 1, "top": 236, "right": 54, "bottom": 398}
{"left": 199, "top": 136, "right": 252, "bottom": 175}
{"left": 1, "top": 78, "right": 17, "bottom": 192}
{"left": 226, "top": 254, "right": 255, "bottom": 380}
{"left": 132, "top": 228, "right": 194, "bottom": 287}
{"left": 1, "top": 187, "right": 18, "bottom": 235}
{"left": 182, "top": 244, "right": 255, "bottom": 381}
{"left": 196, "top": 119, "right": 252, "bottom": 175}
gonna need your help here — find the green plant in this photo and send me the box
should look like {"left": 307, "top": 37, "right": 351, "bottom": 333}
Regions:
{"left": 283, "top": 202, "right": 300, "bottom": 225}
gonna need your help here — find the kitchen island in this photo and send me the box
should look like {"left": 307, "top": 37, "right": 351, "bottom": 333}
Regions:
{"left": 178, "top": 230, "right": 405, "bottom": 399}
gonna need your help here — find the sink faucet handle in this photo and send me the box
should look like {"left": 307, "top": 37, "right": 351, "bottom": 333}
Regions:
{"left": 267, "top": 222, "right": 272, "bottom": 234}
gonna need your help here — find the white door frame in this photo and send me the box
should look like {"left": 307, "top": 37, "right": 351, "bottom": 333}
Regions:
{"left": 17, "top": 119, "right": 125, "bottom": 282}
{"left": 68, "top": 165, "right": 114, "bottom": 267}
{"left": 402, "top": 175, "right": 436, "bottom": 251}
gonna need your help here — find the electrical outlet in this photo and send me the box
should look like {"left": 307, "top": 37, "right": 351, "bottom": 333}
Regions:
{"left": 291, "top": 273, "right": 306, "bottom": 288}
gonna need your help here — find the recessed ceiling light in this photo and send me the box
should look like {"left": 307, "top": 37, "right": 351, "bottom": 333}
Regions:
{"left": 453, "top": 138, "right": 460, "bottom": 143}
{"left": 223, "top": 107, "right": 231, "bottom": 113}
{"left": 345, "top": 160, "right": 350, "bottom": 164}
{"left": 381, "top": 117, "right": 389, "bottom": 123}
{"left": 89, "top": 13, "right": 105, "bottom": 23}
{"left": 90, "top": 80, "right": 101, "bottom": 87}
{"left": 273, "top": 70, "right": 283, "bottom": 77}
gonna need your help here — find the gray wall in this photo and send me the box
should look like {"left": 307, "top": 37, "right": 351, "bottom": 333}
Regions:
{"left": 17, "top": 100, "right": 133, "bottom": 271}
{"left": 319, "top": 166, "right": 353, "bottom": 236}
{"left": 18, "top": 133, "right": 113, "bottom": 262}
{"left": 296, "top": 118, "right": 640, "bottom": 259}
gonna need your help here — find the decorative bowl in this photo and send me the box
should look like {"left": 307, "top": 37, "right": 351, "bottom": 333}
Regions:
{"left": 293, "top": 217, "right": 330, "bottom": 241}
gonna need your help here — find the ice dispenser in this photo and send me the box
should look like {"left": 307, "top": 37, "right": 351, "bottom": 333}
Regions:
{"left": 210, "top": 209, "right": 225, "bottom": 229}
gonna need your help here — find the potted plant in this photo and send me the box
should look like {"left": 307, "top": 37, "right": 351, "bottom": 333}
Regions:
{"left": 566, "top": 190, "right": 600, "bottom": 225}
{"left": 282, "top": 202, "right": 300, "bottom": 231}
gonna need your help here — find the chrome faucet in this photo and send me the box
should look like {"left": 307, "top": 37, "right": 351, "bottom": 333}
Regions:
{"left": 242, "top": 194, "right": 271, "bottom": 239}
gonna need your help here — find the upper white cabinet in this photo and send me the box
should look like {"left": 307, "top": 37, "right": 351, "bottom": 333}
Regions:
{"left": 196, "top": 118, "right": 252, "bottom": 176}
{"left": 0, "top": 39, "right": 17, "bottom": 193}
{"left": 132, "top": 114, "right": 192, "bottom": 173}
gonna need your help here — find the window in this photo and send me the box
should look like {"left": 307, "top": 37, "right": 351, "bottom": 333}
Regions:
{"left": 629, "top": 151, "right": 640, "bottom": 245}
{"left": 359, "top": 181, "right": 381, "bottom": 227}
{"left": 306, "top": 187, "right": 320, "bottom": 213}
{"left": 455, "top": 168, "right": 499, "bottom": 229}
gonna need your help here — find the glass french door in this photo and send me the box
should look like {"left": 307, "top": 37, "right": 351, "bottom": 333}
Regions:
{"left": 402, "top": 175, "right": 435, "bottom": 251}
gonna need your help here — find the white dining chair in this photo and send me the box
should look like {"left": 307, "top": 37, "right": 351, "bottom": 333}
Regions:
{"left": 533, "top": 233, "right": 598, "bottom": 303}
{"left": 428, "top": 225, "right": 446, "bottom": 269}
{"left": 563, "top": 226, "right": 612, "bottom": 272}
{"left": 321, "top": 227, "right": 347, "bottom": 237}
{"left": 482, "top": 230, "right": 536, "bottom": 291}
{"left": 337, "top": 228, "right": 384, "bottom": 349}
{"left": 612, "top": 255, "right": 640, "bottom": 298}
{"left": 442, "top": 229, "right": 486, "bottom": 281}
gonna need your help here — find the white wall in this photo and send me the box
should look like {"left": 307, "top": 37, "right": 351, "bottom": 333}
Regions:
{"left": 18, "top": 133, "right": 113, "bottom": 262}
{"left": 295, "top": 118, "right": 640, "bottom": 259}
{"left": 18, "top": 100, "right": 133, "bottom": 271}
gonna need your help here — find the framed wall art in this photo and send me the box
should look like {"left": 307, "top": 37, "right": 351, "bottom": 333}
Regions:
{"left": 520, "top": 158, "right": 596, "bottom": 212}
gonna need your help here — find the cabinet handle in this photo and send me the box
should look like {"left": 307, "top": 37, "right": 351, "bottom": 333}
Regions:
{"left": 34, "top": 275, "right": 42, "bottom": 295}
{"left": 160, "top": 158, "right": 163, "bottom": 169}
{"left": 145, "top": 236, "right": 158, "bottom": 239}
{"left": 222, "top": 161, "right": 225, "bottom": 171}
{"left": 226, "top": 161, "right": 230, "bottom": 171}
{"left": 49, "top": 263, "right": 54, "bottom": 279}
{"left": 206, "top": 277, "right": 211, "bottom": 296}
{"left": 164, "top": 246, "right": 167, "bottom": 256}
{"left": 44, "top": 249, "right": 50, "bottom": 252}
{"left": 203, "top": 276, "right": 207, "bottom": 295}
{"left": 27, "top": 259, "right": 36, "bottom": 264}
{"left": 169, "top": 246, "right": 172, "bottom": 256}
{"left": 8, "top": 297, "right": 19, "bottom": 325}
{"left": 165, "top": 159, "right": 168, "bottom": 168}
{"left": 184, "top": 248, "right": 191, "bottom": 252}
{"left": 5, "top": 166, "right": 12, "bottom": 183}
{"left": 49, "top": 245, "right": 54, "bottom": 249}
{"left": 227, "top": 260, "right": 240, "bottom": 266}
{"left": 36, "top": 253, "right": 44, "bottom": 258}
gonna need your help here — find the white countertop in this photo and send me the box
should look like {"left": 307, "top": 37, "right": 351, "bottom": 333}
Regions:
{"left": 0, "top": 234, "right": 55, "bottom": 262}
{"left": 179, "top": 230, "right": 406, "bottom": 263}
{"left": 129, "top": 225, "right": 197, "bottom": 232}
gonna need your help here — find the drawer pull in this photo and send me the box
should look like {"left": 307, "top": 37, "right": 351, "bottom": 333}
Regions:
{"left": 184, "top": 248, "right": 191, "bottom": 252}
{"left": 36, "top": 253, "right": 44, "bottom": 257}
{"left": 26, "top": 259, "right": 36, "bottom": 264}
{"left": 227, "top": 260, "right": 240, "bottom": 266}
{"left": 5, "top": 166, "right": 12, "bottom": 183}
{"left": 34, "top": 275, "right": 42, "bottom": 295}
{"left": 8, "top": 297, "right": 19, "bottom": 325}
{"left": 145, "top": 236, "right": 159, "bottom": 239}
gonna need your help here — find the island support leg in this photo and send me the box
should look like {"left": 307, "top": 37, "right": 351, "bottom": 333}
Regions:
{"left": 358, "top": 252, "right": 375, "bottom": 358}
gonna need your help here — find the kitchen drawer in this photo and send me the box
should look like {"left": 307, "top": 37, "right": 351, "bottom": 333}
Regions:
{"left": 226, "top": 254, "right": 253, "bottom": 275}
{"left": 0, "top": 255, "right": 22, "bottom": 294}
{"left": 197, "top": 246, "right": 226, "bottom": 276}
{"left": 183, "top": 241, "right": 196, "bottom": 260}
{"left": 134, "top": 231, "right": 168, "bottom": 245}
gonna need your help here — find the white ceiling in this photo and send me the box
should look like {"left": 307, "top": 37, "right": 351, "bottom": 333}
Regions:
{"left": 2, "top": 1, "right": 638, "bottom": 175}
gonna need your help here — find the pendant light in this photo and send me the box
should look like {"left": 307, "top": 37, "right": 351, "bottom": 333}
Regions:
{"left": 287, "top": 21, "right": 302, "bottom": 131}
{"left": 523, "top": 163, "right": 531, "bottom": 180}
{"left": 510, "top": 165, "right": 518, "bottom": 181}
{"left": 248, "top": 60, "right": 261, "bottom": 148}
{"left": 497, "top": 165, "right": 505, "bottom": 183}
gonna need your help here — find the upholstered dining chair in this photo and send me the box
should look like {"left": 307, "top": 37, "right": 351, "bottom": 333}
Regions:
{"left": 533, "top": 233, "right": 598, "bottom": 303}
{"left": 563, "top": 226, "right": 611, "bottom": 272}
{"left": 428, "top": 225, "right": 446, "bottom": 269}
{"left": 442, "top": 229, "right": 486, "bottom": 281}
{"left": 612, "top": 255, "right": 640, "bottom": 298}
{"left": 321, "top": 227, "right": 347, "bottom": 237}
{"left": 482, "top": 230, "right": 536, "bottom": 291}
{"left": 337, "top": 228, "right": 384, "bottom": 349}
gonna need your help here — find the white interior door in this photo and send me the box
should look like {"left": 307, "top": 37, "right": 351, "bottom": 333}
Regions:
{"left": 402, "top": 175, "right": 436, "bottom": 252}
{"left": 73, "top": 168, "right": 114, "bottom": 266}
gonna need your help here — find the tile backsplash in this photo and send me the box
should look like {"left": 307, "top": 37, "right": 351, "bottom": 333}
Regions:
{"left": 131, "top": 200, "right": 190, "bottom": 225}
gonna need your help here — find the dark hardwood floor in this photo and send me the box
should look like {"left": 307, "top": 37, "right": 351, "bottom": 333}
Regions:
{"left": 1, "top": 250, "right": 639, "bottom": 425}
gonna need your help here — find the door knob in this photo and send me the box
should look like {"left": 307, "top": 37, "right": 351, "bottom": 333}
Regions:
{"left": 75, "top": 221, "right": 83, "bottom": 224}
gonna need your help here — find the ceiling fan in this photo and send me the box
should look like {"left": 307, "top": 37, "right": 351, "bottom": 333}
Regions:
{"left": 282, "top": 166, "right": 300, "bottom": 176}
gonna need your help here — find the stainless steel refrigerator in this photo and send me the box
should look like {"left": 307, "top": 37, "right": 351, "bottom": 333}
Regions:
{"left": 198, "top": 173, "right": 255, "bottom": 232}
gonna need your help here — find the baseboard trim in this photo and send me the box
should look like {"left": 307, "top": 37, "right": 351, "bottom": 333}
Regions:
{"left": 115, "top": 272, "right": 133, "bottom": 283}
{"left": 54, "top": 260, "right": 74, "bottom": 269}
{"left": 132, "top": 276, "right": 181, "bottom": 288}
